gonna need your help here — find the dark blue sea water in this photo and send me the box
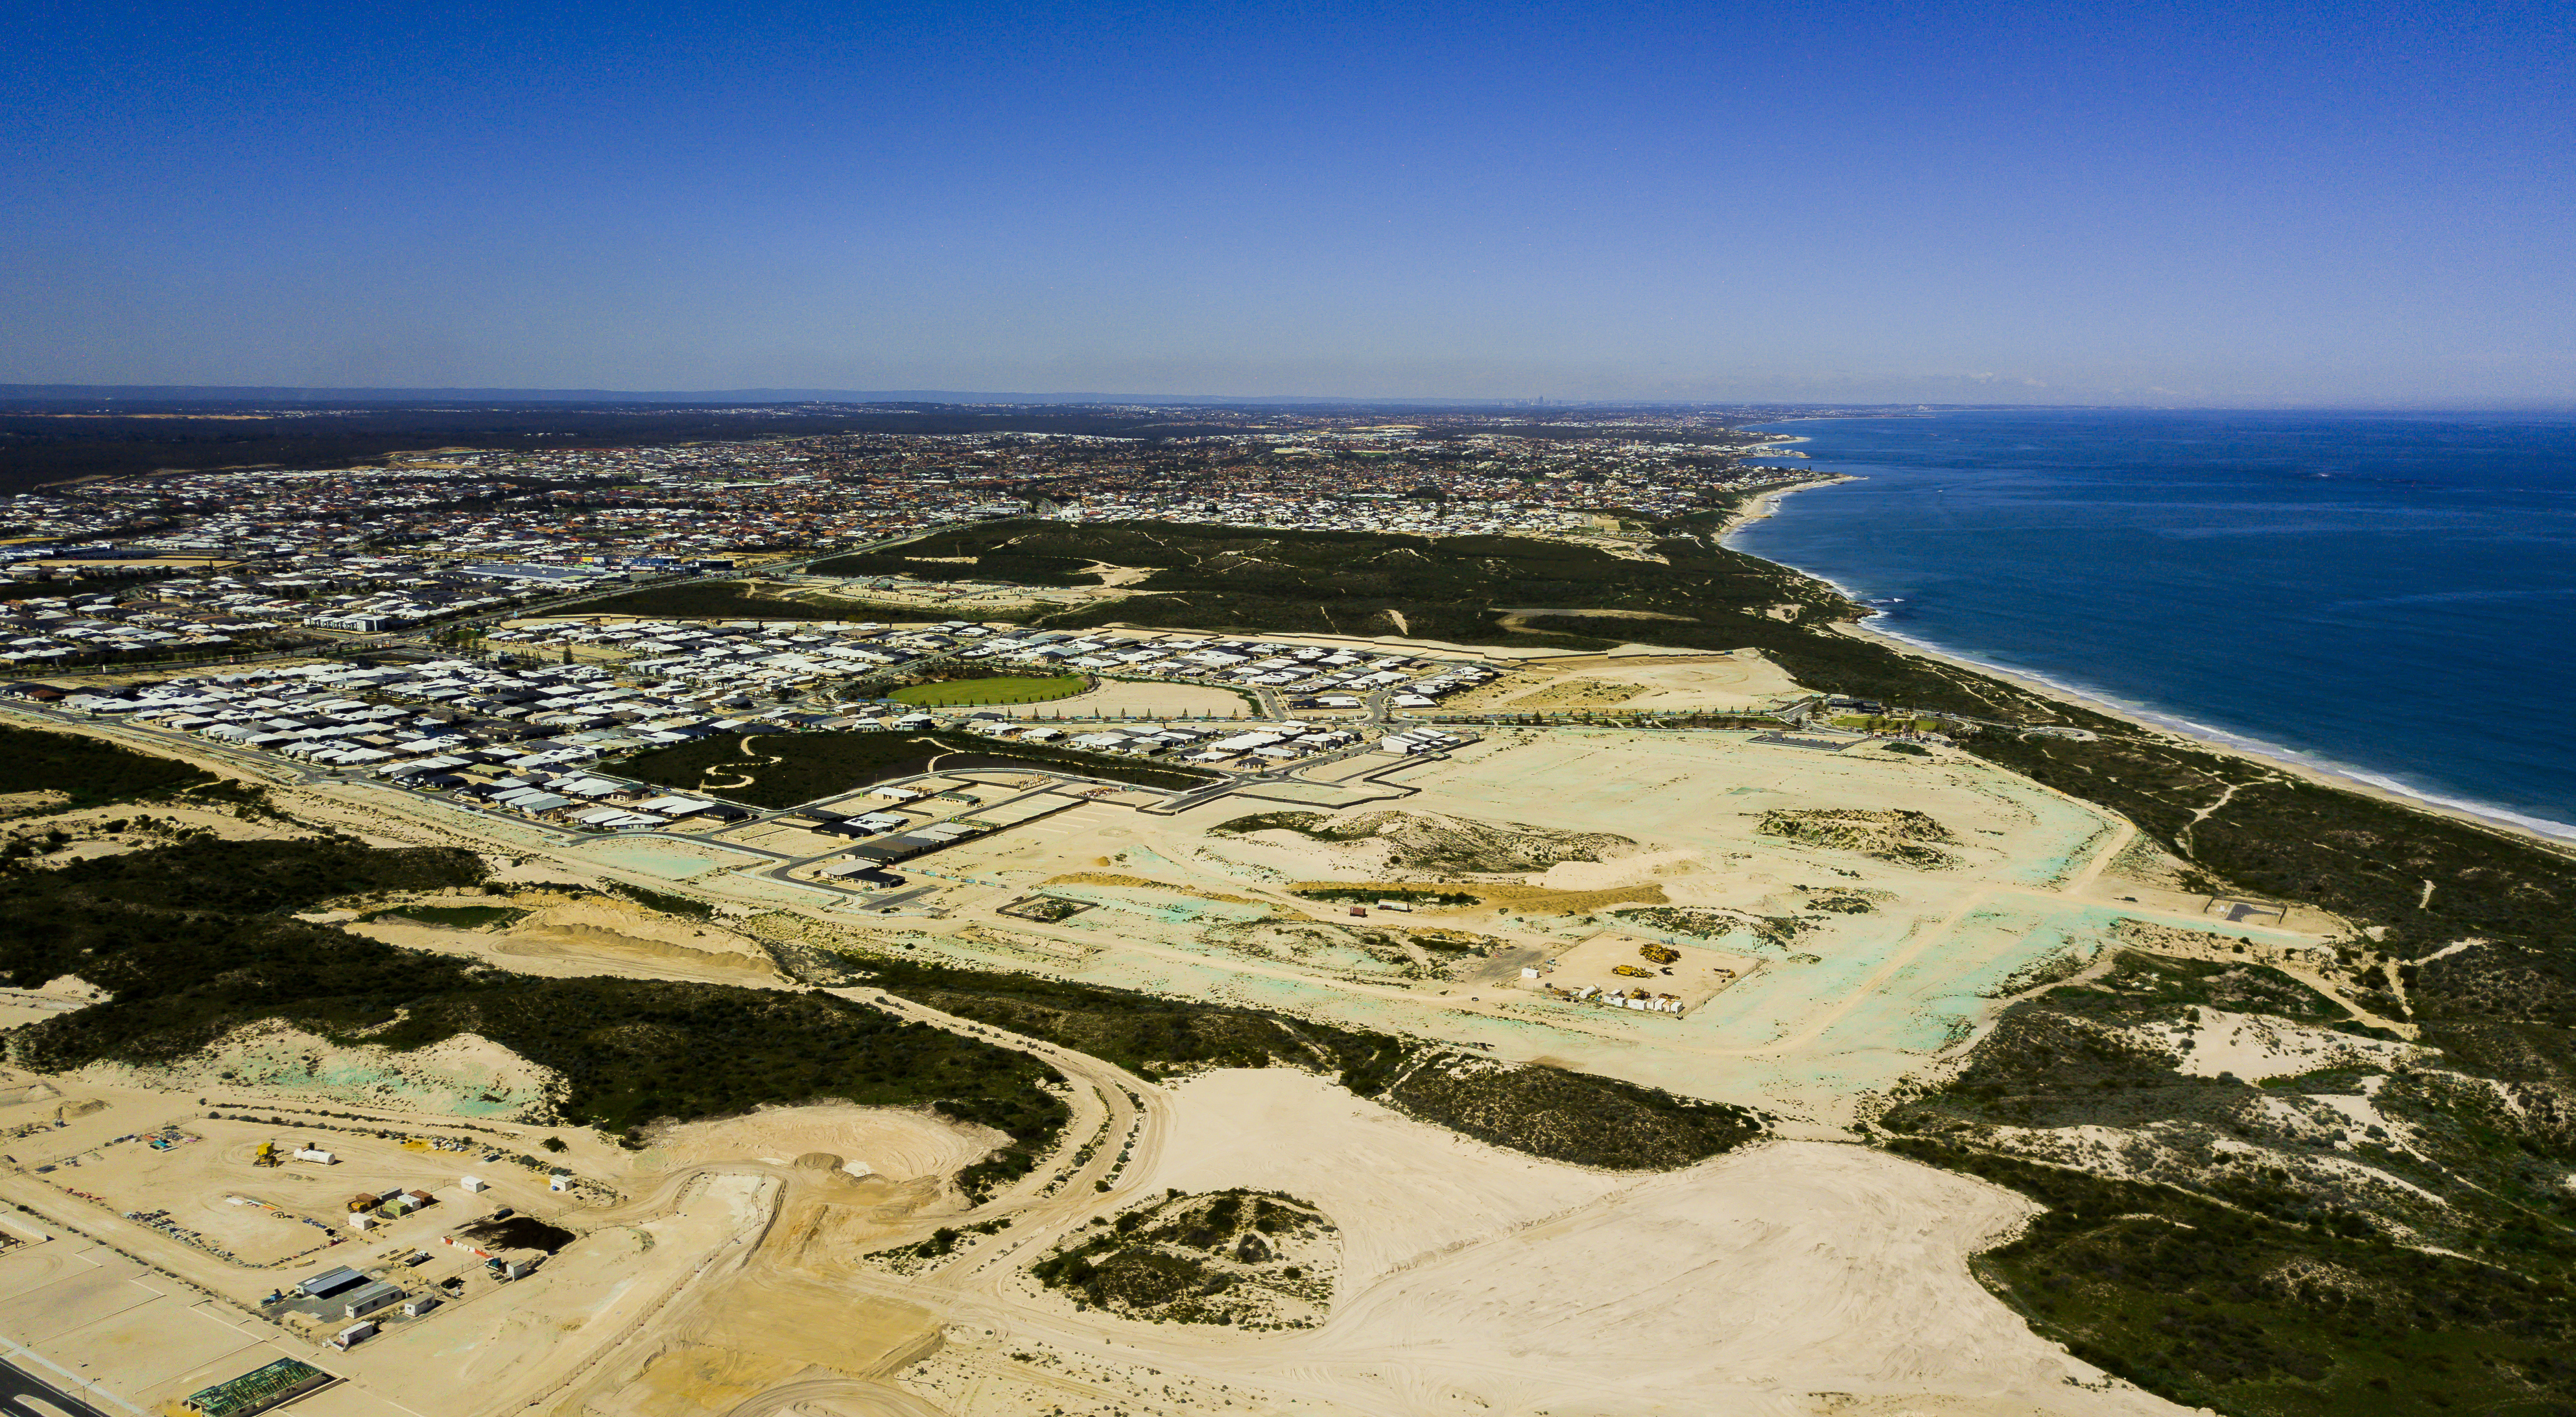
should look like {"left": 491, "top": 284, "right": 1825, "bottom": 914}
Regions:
{"left": 1732, "top": 409, "right": 2576, "bottom": 841}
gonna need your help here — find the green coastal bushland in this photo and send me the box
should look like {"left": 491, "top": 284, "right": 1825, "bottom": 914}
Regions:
{"left": 0, "top": 723, "right": 221, "bottom": 807}
{"left": 820, "top": 517, "right": 2043, "bottom": 718}
{"left": 1030, "top": 1189, "right": 1335, "bottom": 1326}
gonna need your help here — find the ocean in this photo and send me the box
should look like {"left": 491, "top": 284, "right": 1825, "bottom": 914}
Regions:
{"left": 1731, "top": 409, "right": 2576, "bottom": 841}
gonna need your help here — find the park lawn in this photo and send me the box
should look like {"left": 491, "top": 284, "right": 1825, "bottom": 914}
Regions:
{"left": 890, "top": 675, "right": 1086, "bottom": 707}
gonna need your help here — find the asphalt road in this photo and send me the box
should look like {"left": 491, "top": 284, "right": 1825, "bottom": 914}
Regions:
{"left": 0, "top": 1357, "right": 117, "bottom": 1417}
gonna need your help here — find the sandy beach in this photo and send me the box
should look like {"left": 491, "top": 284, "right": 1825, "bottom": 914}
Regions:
{"left": 1717, "top": 469, "right": 1854, "bottom": 538}
{"left": 1823, "top": 613, "right": 2576, "bottom": 853}
{"left": 1721, "top": 420, "right": 2576, "bottom": 853}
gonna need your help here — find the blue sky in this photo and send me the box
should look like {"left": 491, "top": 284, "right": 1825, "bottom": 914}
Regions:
{"left": 6, "top": 0, "right": 2569, "bottom": 403}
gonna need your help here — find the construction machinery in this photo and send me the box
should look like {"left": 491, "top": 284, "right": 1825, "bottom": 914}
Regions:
{"left": 1612, "top": 964, "right": 1653, "bottom": 978}
{"left": 1638, "top": 942, "right": 1681, "bottom": 965}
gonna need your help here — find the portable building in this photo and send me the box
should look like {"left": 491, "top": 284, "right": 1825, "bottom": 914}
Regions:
{"left": 342, "top": 1281, "right": 403, "bottom": 1318}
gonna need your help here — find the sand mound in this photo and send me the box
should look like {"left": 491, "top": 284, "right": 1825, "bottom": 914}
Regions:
{"left": 71, "top": 1019, "right": 564, "bottom": 1119}
{"left": 1029, "top": 1189, "right": 1339, "bottom": 1329}
{"left": 639, "top": 1102, "right": 1003, "bottom": 1180}
{"left": 1211, "top": 809, "right": 1637, "bottom": 877}
{"left": 1758, "top": 807, "right": 1960, "bottom": 868}
{"left": 510, "top": 897, "right": 771, "bottom": 962}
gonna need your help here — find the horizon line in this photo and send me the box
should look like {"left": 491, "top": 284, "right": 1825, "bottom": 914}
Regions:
{"left": 4, "top": 383, "right": 2573, "bottom": 415}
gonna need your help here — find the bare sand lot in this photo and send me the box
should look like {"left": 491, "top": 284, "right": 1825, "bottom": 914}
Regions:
{"left": 886, "top": 728, "right": 2332, "bottom": 1129}
{"left": 1305, "top": 1134, "right": 2177, "bottom": 1415}
{"left": 349, "top": 891, "right": 781, "bottom": 986}
{"left": 1108, "top": 1069, "right": 1632, "bottom": 1292}
{"left": 954, "top": 1070, "right": 2182, "bottom": 1417}
{"left": 1444, "top": 649, "right": 1808, "bottom": 713}
{"left": 637, "top": 1104, "right": 1005, "bottom": 1180}
{"left": 1525, "top": 927, "right": 1760, "bottom": 1010}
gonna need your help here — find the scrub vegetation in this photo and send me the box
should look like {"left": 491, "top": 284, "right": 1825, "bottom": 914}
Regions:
{"left": 841, "top": 956, "right": 1766, "bottom": 1169}
{"left": 845, "top": 953, "right": 1409, "bottom": 1085}
{"left": 1890, "top": 1139, "right": 2576, "bottom": 1417}
{"left": 1379, "top": 1051, "right": 1767, "bottom": 1170}
{"left": 0, "top": 836, "right": 1069, "bottom": 1192}
{"left": 1032, "top": 1189, "right": 1336, "bottom": 1328}
{"left": 1877, "top": 946, "right": 2576, "bottom": 1415}
{"left": 0, "top": 723, "right": 221, "bottom": 807}
{"left": 1287, "top": 885, "right": 1480, "bottom": 907}
{"left": 361, "top": 902, "right": 526, "bottom": 929}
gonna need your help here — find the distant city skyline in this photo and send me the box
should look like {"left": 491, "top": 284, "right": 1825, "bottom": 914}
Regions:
{"left": 5, "top": 0, "right": 2570, "bottom": 407}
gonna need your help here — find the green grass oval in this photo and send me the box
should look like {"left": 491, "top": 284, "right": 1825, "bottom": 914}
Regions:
{"left": 888, "top": 675, "right": 1087, "bottom": 708}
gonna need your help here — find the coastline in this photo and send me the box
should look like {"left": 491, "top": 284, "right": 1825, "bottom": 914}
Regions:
{"left": 1718, "top": 468, "right": 1852, "bottom": 538}
{"left": 1716, "top": 479, "right": 2576, "bottom": 853}
{"left": 1834, "top": 615, "right": 2576, "bottom": 850}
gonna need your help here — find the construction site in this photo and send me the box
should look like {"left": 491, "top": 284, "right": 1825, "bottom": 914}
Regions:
{"left": 0, "top": 698, "right": 2350, "bottom": 1417}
